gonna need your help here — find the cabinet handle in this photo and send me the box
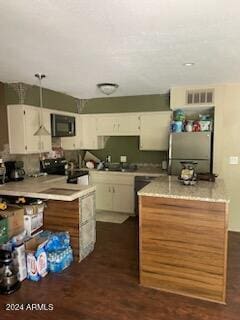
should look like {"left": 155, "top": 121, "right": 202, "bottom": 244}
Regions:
{"left": 118, "top": 124, "right": 120, "bottom": 131}
{"left": 108, "top": 187, "right": 111, "bottom": 192}
{"left": 113, "top": 124, "right": 116, "bottom": 131}
{"left": 112, "top": 186, "right": 115, "bottom": 193}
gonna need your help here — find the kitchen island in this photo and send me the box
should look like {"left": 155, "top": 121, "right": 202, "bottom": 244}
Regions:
{"left": 138, "top": 176, "right": 229, "bottom": 303}
{"left": 0, "top": 175, "right": 96, "bottom": 261}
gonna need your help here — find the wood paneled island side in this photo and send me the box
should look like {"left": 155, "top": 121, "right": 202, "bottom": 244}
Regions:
{"left": 138, "top": 176, "right": 229, "bottom": 303}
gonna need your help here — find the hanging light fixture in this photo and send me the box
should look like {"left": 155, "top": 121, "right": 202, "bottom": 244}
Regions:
{"left": 34, "top": 73, "right": 50, "bottom": 136}
{"left": 97, "top": 83, "right": 119, "bottom": 95}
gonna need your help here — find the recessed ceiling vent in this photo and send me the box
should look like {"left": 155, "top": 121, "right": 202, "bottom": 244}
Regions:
{"left": 186, "top": 89, "right": 214, "bottom": 105}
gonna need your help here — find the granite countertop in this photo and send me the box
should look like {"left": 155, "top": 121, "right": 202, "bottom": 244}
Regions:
{"left": 0, "top": 175, "right": 96, "bottom": 201}
{"left": 138, "top": 176, "right": 229, "bottom": 203}
{"left": 79, "top": 167, "right": 167, "bottom": 177}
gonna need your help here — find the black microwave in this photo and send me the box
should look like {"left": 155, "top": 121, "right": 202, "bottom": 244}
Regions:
{"left": 51, "top": 114, "right": 76, "bottom": 137}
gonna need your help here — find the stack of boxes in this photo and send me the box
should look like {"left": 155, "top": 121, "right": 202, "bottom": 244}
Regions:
{"left": 0, "top": 203, "right": 45, "bottom": 282}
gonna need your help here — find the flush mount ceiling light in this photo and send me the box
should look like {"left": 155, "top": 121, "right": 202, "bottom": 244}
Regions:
{"left": 97, "top": 83, "right": 119, "bottom": 95}
{"left": 34, "top": 73, "right": 50, "bottom": 136}
{"left": 183, "top": 62, "right": 195, "bottom": 67}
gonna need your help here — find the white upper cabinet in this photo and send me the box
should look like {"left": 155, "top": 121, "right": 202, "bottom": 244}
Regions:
{"left": 41, "top": 108, "right": 52, "bottom": 152}
{"left": 80, "top": 115, "right": 104, "bottom": 150}
{"left": 7, "top": 105, "right": 52, "bottom": 154}
{"left": 139, "top": 112, "right": 172, "bottom": 151}
{"left": 61, "top": 114, "right": 82, "bottom": 150}
{"left": 96, "top": 114, "right": 140, "bottom": 136}
{"left": 117, "top": 115, "right": 140, "bottom": 135}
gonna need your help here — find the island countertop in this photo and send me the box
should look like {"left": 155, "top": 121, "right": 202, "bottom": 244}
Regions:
{"left": 138, "top": 175, "right": 229, "bottom": 203}
{"left": 0, "top": 175, "right": 96, "bottom": 201}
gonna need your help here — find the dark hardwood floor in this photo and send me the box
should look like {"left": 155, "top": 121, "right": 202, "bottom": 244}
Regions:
{"left": 1, "top": 217, "right": 240, "bottom": 320}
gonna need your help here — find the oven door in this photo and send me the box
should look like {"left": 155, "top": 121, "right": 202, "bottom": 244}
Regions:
{"left": 51, "top": 114, "right": 76, "bottom": 137}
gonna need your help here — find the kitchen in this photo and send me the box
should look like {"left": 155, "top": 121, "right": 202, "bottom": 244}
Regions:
{"left": 0, "top": 1, "right": 240, "bottom": 320}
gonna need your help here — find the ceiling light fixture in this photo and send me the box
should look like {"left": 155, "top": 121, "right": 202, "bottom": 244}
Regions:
{"left": 97, "top": 83, "right": 119, "bottom": 95}
{"left": 183, "top": 62, "right": 195, "bottom": 67}
{"left": 34, "top": 73, "right": 50, "bottom": 136}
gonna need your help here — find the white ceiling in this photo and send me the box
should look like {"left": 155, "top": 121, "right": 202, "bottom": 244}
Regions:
{"left": 0, "top": 0, "right": 240, "bottom": 98}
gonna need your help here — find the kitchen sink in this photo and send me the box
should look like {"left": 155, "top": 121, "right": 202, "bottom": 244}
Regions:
{"left": 99, "top": 163, "right": 137, "bottom": 172}
{"left": 103, "top": 168, "right": 136, "bottom": 172}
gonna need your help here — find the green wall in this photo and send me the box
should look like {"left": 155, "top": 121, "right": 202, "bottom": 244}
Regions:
{"left": 83, "top": 94, "right": 169, "bottom": 113}
{"left": 5, "top": 84, "right": 78, "bottom": 113}
{"left": 89, "top": 136, "right": 167, "bottom": 164}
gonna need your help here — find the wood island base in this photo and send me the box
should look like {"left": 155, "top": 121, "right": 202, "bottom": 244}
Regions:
{"left": 139, "top": 196, "right": 228, "bottom": 304}
{"left": 44, "top": 191, "right": 96, "bottom": 262}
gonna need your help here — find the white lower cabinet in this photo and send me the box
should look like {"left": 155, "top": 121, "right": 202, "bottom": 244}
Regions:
{"left": 90, "top": 173, "right": 135, "bottom": 214}
{"left": 95, "top": 183, "right": 113, "bottom": 211}
{"left": 112, "top": 184, "right": 134, "bottom": 213}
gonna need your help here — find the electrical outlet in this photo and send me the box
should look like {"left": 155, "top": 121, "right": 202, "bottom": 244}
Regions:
{"left": 120, "top": 156, "right": 127, "bottom": 163}
{"left": 229, "top": 156, "right": 239, "bottom": 165}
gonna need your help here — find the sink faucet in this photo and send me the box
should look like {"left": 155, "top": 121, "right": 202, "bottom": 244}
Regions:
{"left": 106, "top": 155, "right": 111, "bottom": 163}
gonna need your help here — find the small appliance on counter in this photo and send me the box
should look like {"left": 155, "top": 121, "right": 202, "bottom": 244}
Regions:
{"left": 0, "top": 159, "right": 6, "bottom": 185}
{"left": 5, "top": 161, "right": 25, "bottom": 182}
{"left": 40, "top": 158, "right": 89, "bottom": 185}
{"left": 178, "top": 161, "right": 198, "bottom": 186}
{"left": 40, "top": 158, "right": 68, "bottom": 175}
{"left": 0, "top": 249, "right": 21, "bottom": 295}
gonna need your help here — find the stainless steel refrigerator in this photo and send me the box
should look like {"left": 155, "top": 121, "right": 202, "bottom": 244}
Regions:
{"left": 168, "top": 132, "right": 213, "bottom": 175}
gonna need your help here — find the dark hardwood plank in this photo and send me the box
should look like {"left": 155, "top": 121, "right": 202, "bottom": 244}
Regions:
{"left": 0, "top": 218, "right": 239, "bottom": 320}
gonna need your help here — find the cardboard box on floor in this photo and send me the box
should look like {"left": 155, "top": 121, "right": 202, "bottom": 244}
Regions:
{"left": 0, "top": 206, "right": 24, "bottom": 238}
{"left": 25, "top": 235, "right": 48, "bottom": 281}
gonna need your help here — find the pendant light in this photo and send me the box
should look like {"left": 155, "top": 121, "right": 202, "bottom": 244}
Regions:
{"left": 97, "top": 83, "right": 119, "bottom": 95}
{"left": 34, "top": 73, "right": 50, "bottom": 136}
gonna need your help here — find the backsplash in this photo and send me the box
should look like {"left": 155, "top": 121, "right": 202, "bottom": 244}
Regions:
{"left": 0, "top": 144, "right": 40, "bottom": 174}
{"left": 88, "top": 136, "right": 167, "bottom": 165}
{"left": 0, "top": 143, "right": 79, "bottom": 175}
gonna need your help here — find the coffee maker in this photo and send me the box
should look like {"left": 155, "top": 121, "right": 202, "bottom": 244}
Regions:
{"left": 0, "top": 250, "right": 21, "bottom": 294}
{"left": 5, "top": 161, "right": 25, "bottom": 182}
{"left": 0, "top": 159, "right": 6, "bottom": 185}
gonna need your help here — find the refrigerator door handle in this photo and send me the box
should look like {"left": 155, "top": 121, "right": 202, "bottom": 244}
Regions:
{"left": 168, "top": 133, "right": 173, "bottom": 174}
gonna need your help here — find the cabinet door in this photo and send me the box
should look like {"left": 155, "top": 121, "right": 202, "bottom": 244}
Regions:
{"left": 40, "top": 109, "right": 52, "bottom": 152}
{"left": 61, "top": 136, "right": 77, "bottom": 150}
{"left": 140, "top": 113, "right": 171, "bottom": 151}
{"left": 74, "top": 115, "right": 82, "bottom": 149}
{"left": 8, "top": 105, "right": 26, "bottom": 154}
{"left": 96, "top": 116, "right": 116, "bottom": 135}
{"left": 117, "top": 115, "right": 140, "bottom": 135}
{"left": 24, "top": 106, "right": 42, "bottom": 153}
{"left": 112, "top": 184, "right": 134, "bottom": 214}
{"left": 95, "top": 183, "right": 113, "bottom": 211}
{"left": 81, "top": 116, "right": 104, "bottom": 149}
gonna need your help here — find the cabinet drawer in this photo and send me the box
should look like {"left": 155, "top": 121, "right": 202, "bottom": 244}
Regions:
{"left": 90, "top": 172, "right": 134, "bottom": 185}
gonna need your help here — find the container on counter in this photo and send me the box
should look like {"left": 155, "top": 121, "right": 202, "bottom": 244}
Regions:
{"left": 171, "top": 121, "right": 183, "bottom": 133}
{"left": 174, "top": 109, "right": 185, "bottom": 121}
